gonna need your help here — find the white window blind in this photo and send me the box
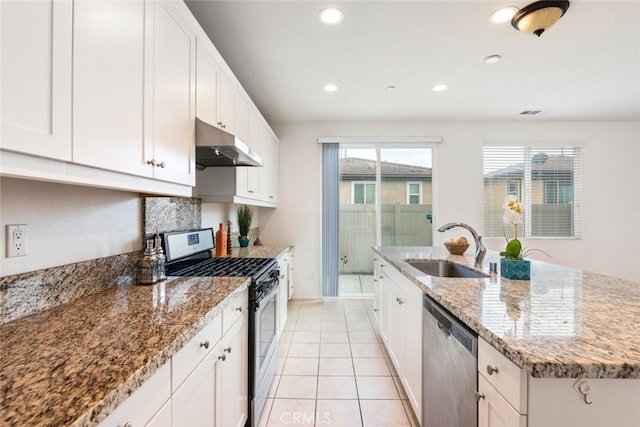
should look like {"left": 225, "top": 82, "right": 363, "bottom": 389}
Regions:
{"left": 483, "top": 146, "right": 582, "bottom": 239}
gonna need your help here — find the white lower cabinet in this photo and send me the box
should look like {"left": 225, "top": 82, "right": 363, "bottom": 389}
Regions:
{"left": 172, "top": 345, "right": 220, "bottom": 426}
{"left": 98, "top": 362, "right": 171, "bottom": 427}
{"left": 478, "top": 376, "right": 526, "bottom": 427}
{"left": 219, "top": 310, "right": 249, "bottom": 427}
{"left": 101, "top": 288, "right": 249, "bottom": 427}
{"left": 375, "top": 258, "right": 422, "bottom": 426}
{"left": 277, "top": 251, "right": 290, "bottom": 336}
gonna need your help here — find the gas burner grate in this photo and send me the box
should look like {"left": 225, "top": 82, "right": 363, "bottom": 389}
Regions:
{"left": 167, "top": 257, "right": 275, "bottom": 279}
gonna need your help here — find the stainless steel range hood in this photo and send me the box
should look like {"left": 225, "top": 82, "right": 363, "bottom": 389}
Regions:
{"left": 195, "top": 117, "right": 264, "bottom": 169}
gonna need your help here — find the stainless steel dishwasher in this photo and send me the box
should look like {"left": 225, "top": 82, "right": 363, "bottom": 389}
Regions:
{"left": 422, "top": 294, "right": 478, "bottom": 427}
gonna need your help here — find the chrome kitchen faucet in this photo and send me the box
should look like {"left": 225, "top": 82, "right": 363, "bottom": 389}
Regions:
{"left": 437, "top": 222, "right": 486, "bottom": 268}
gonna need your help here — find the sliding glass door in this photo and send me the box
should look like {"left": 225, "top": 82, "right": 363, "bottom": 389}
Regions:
{"left": 338, "top": 146, "right": 433, "bottom": 296}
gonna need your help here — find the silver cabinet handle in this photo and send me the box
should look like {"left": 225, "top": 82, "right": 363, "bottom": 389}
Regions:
{"left": 235, "top": 306, "right": 243, "bottom": 312}
{"left": 396, "top": 297, "right": 404, "bottom": 305}
{"left": 120, "top": 423, "right": 133, "bottom": 427}
{"left": 223, "top": 346, "right": 232, "bottom": 354}
{"left": 146, "top": 159, "right": 156, "bottom": 166}
{"left": 475, "top": 392, "right": 486, "bottom": 401}
{"left": 200, "top": 341, "right": 210, "bottom": 349}
{"left": 156, "top": 161, "right": 165, "bottom": 168}
{"left": 218, "top": 353, "right": 227, "bottom": 361}
{"left": 486, "top": 365, "right": 499, "bottom": 375}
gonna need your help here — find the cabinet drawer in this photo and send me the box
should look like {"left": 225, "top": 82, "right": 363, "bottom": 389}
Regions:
{"left": 172, "top": 313, "right": 222, "bottom": 392}
{"left": 478, "top": 338, "right": 528, "bottom": 414}
{"left": 99, "top": 361, "right": 171, "bottom": 426}
{"left": 223, "top": 288, "right": 248, "bottom": 334}
{"left": 478, "top": 375, "right": 527, "bottom": 427}
{"left": 383, "top": 263, "right": 422, "bottom": 308}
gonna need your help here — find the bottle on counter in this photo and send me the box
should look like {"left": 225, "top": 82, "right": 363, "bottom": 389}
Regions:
{"left": 155, "top": 234, "right": 167, "bottom": 281}
{"left": 215, "top": 223, "right": 227, "bottom": 257}
{"left": 226, "top": 221, "right": 233, "bottom": 256}
{"left": 136, "top": 239, "right": 158, "bottom": 285}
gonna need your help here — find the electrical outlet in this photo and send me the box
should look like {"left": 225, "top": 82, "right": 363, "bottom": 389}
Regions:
{"left": 7, "top": 224, "right": 28, "bottom": 257}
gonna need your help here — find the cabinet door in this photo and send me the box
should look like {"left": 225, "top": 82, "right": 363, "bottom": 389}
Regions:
{"left": 387, "top": 280, "right": 405, "bottom": 372}
{"left": 220, "top": 311, "right": 249, "bottom": 427}
{"left": 258, "top": 132, "right": 278, "bottom": 203}
{"left": 478, "top": 376, "right": 526, "bottom": 427}
{"left": 147, "top": 398, "right": 172, "bottom": 427}
{"left": 403, "top": 300, "right": 422, "bottom": 425}
{"left": 277, "top": 256, "right": 289, "bottom": 335}
{"left": 379, "top": 271, "right": 390, "bottom": 344}
{"left": 172, "top": 345, "right": 220, "bottom": 427}
{"left": 217, "top": 72, "right": 235, "bottom": 133}
{"left": 196, "top": 44, "right": 218, "bottom": 126}
{"left": 73, "top": 0, "right": 151, "bottom": 177}
{"left": 1, "top": 0, "right": 72, "bottom": 161}
{"left": 287, "top": 250, "right": 295, "bottom": 299}
{"left": 99, "top": 362, "right": 171, "bottom": 427}
{"left": 152, "top": 1, "right": 195, "bottom": 186}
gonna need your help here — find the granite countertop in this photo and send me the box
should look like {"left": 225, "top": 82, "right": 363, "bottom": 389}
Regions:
{"left": 0, "top": 275, "right": 250, "bottom": 426}
{"left": 227, "top": 246, "right": 291, "bottom": 259}
{"left": 373, "top": 246, "right": 640, "bottom": 379}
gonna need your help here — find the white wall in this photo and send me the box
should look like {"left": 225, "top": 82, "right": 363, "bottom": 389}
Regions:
{"left": 0, "top": 177, "right": 141, "bottom": 276}
{"left": 259, "top": 120, "right": 640, "bottom": 298}
{"left": 201, "top": 203, "right": 260, "bottom": 235}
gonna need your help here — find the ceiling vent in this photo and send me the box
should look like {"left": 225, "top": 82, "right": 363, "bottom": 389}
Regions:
{"left": 520, "top": 110, "right": 542, "bottom": 115}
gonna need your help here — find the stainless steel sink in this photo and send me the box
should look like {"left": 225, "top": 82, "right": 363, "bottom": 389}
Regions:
{"left": 405, "top": 259, "right": 489, "bottom": 278}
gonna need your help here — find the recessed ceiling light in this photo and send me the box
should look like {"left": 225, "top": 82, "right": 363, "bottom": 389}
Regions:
{"left": 490, "top": 6, "right": 518, "bottom": 24}
{"left": 323, "top": 83, "right": 339, "bottom": 93}
{"left": 319, "top": 7, "right": 344, "bottom": 25}
{"left": 432, "top": 84, "right": 448, "bottom": 92}
{"left": 484, "top": 54, "right": 502, "bottom": 64}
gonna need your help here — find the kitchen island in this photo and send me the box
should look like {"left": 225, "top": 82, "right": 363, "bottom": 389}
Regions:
{"left": 373, "top": 246, "right": 640, "bottom": 427}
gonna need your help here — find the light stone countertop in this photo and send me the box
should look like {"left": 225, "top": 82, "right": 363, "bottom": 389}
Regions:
{"left": 0, "top": 275, "right": 250, "bottom": 427}
{"left": 373, "top": 246, "right": 640, "bottom": 379}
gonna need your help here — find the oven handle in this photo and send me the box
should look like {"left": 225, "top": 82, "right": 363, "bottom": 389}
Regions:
{"left": 254, "top": 278, "right": 280, "bottom": 311}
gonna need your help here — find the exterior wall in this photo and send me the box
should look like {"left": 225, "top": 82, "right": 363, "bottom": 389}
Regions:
{"left": 259, "top": 120, "right": 640, "bottom": 299}
{"left": 339, "top": 179, "right": 432, "bottom": 205}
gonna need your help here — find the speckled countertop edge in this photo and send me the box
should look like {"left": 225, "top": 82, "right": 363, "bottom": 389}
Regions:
{"left": 373, "top": 246, "right": 640, "bottom": 380}
{"left": 1, "top": 276, "right": 250, "bottom": 427}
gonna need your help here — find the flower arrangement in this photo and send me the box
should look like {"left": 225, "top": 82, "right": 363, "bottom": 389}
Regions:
{"left": 500, "top": 195, "right": 550, "bottom": 260}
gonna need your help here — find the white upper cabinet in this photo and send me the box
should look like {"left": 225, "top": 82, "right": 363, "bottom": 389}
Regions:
{"left": 196, "top": 43, "right": 219, "bottom": 126}
{"left": 150, "top": 0, "right": 196, "bottom": 186}
{"left": 73, "top": 0, "right": 195, "bottom": 186}
{"left": 216, "top": 72, "right": 235, "bottom": 133}
{"left": 73, "top": 0, "right": 151, "bottom": 178}
{"left": 1, "top": 0, "right": 72, "bottom": 161}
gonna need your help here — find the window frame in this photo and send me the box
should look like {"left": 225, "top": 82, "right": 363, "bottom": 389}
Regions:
{"left": 351, "top": 181, "right": 376, "bottom": 205}
{"left": 483, "top": 144, "right": 583, "bottom": 240}
{"left": 406, "top": 181, "right": 423, "bottom": 205}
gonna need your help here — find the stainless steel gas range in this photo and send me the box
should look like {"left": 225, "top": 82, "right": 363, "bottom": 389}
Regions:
{"left": 161, "top": 228, "right": 279, "bottom": 427}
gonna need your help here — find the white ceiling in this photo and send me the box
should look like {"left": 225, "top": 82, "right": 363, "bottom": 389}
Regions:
{"left": 185, "top": 1, "right": 640, "bottom": 123}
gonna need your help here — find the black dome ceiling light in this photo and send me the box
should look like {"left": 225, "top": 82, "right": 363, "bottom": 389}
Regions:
{"left": 511, "top": 1, "right": 570, "bottom": 37}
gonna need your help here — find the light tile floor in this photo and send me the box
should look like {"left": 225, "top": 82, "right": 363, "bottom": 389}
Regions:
{"left": 338, "top": 275, "right": 375, "bottom": 296}
{"left": 258, "top": 299, "right": 419, "bottom": 427}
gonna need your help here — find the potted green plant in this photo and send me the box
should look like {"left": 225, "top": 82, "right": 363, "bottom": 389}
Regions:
{"left": 236, "top": 204, "right": 253, "bottom": 248}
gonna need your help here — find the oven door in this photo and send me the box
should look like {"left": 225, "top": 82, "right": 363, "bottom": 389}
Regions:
{"left": 252, "top": 281, "right": 279, "bottom": 425}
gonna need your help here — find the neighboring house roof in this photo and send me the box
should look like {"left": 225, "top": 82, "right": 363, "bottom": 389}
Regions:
{"left": 340, "top": 158, "right": 432, "bottom": 179}
{"left": 484, "top": 155, "right": 574, "bottom": 180}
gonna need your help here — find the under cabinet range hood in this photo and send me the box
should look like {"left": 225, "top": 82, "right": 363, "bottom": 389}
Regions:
{"left": 195, "top": 117, "right": 264, "bottom": 169}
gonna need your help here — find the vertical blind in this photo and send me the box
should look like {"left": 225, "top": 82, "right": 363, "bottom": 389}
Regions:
{"left": 322, "top": 143, "right": 340, "bottom": 297}
{"left": 483, "top": 145, "right": 582, "bottom": 239}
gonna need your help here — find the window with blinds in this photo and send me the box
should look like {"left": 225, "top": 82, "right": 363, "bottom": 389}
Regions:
{"left": 483, "top": 145, "right": 582, "bottom": 239}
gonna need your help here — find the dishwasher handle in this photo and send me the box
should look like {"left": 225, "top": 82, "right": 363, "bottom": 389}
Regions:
{"left": 424, "top": 294, "right": 477, "bottom": 356}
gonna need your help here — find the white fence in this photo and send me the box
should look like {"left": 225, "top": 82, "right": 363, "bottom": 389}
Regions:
{"left": 339, "top": 204, "right": 433, "bottom": 274}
